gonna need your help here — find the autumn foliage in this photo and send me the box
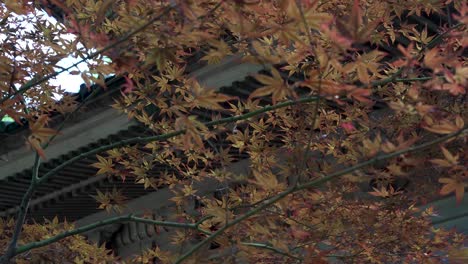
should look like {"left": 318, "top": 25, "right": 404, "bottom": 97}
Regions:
{"left": 0, "top": 0, "right": 467, "bottom": 263}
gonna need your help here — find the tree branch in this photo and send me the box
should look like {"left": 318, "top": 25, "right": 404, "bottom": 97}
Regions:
{"left": 37, "top": 96, "right": 320, "bottom": 185}
{"left": 241, "top": 242, "right": 303, "bottom": 261}
{"left": 12, "top": 214, "right": 211, "bottom": 256}
{"left": 175, "top": 126, "right": 467, "bottom": 263}
{"left": 0, "top": 155, "right": 41, "bottom": 263}
{"left": 0, "top": 96, "right": 319, "bottom": 262}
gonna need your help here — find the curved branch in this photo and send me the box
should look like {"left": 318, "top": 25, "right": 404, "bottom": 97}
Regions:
{"left": 175, "top": 126, "right": 467, "bottom": 263}
{"left": 13, "top": 214, "right": 211, "bottom": 256}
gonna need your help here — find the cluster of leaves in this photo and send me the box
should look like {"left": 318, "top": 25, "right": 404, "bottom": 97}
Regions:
{"left": 0, "top": 217, "right": 114, "bottom": 263}
{"left": 0, "top": 0, "right": 467, "bottom": 263}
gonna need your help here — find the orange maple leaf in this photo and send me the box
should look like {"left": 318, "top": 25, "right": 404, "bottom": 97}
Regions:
{"left": 369, "top": 185, "right": 402, "bottom": 198}
{"left": 188, "top": 79, "right": 237, "bottom": 110}
{"left": 439, "top": 177, "right": 465, "bottom": 204}
{"left": 422, "top": 115, "right": 464, "bottom": 134}
{"left": 346, "top": 87, "right": 373, "bottom": 104}
{"left": 334, "top": 0, "right": 378, "bottom": 44}
{"left": 250, "top": 68, "right": 294, "bottom": 104}
{"left": 27, "top": 115, "right": 60, "bottom": 159}
{"left": 423, "top": 48, "right": 445, "bottom": 72}
{"left": 430, "top": 147, "right": 459, "bottom": 167}
{"left": 0, "top": 98, "right": 27, "bottom": 124}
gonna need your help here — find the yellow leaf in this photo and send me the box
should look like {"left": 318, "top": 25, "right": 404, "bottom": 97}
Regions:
{"left": 91, "top": 155, "right": 115, "bottom": 175}
{"left": 422, "top": 116, "right": 464, "bottom": 134}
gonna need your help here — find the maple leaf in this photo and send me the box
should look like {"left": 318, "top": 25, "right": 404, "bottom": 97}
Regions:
{"left": 392, "top": 43, "right": 418, "bottom": 68}
{"left": 249, "top": 169, "right": 285, "bottom": 192}
{"left": 27, "top": 115, "right": 60, "bottom": 159}
{"left": 135, "top": 173, "right": 159, "bottom": 189}
{"left": 319, "top": 21, "right": 353, "bottom": 50}
{"left": 335, "top": 0, "right": 378, "bottom": 44}
{"left": 145, "top": 47, "right": 177, "bottom": 71}
{"left": 361, "top": 133, "right": 382, "bottom": 157}
{"left": 290, "top": 226, "right": 310, "bottom": 240}
{"left": 121, "top": 76, "right": 134, "bottom": 94}
{"left": 174, "top": 115, "right": 207, "bottom": 150}
{"left": 95, "top": 0, "right": 114, "bottom": 26}
{"left": 369, "top": 185, "right": 402, "bottom": 198}
{"left": 422, "top": 115, "right": 464, "bottom": 134}
{"left": 430, "top": 147, "right": 459, "bottom": 167}
{"left": 165, "top": 64, "right": 186, "bottom": 81}
{"left": 200, "top": 39, "right": 233, "bottom": 64}
{"left": 439, "top": 178, "right": 465, "bottom": 204}
{"left": 382, "top": 132, "right": 419, "bottom": 153}
{"left": 342, "top": 50, "right": 386, "bottom": 84}
{"left": 188, "top": 79, "right": 237, "bottom": 110}
{"left": 227, "top": 127, "right": 250, "bottom": 153}
{"left": 91, "top": 187, "right": 127, "bottom": 213}
{"left": 430, "top": 69, "right": 468, "bottom": 96}
{"left": 91, "top": 155, "right": 115, "bottom": 175}
{"left": 250, "top": 68, "right": 294, "bottom": 104}
{"left": 92, "top": 190, "right": 111, "bottom": 211}
{"left": 423, "top": 48, "right": 445, "bottom": 72}
{"left": 0, "top": 98, "right": 27, "bottom": 124}
{"left": 341, "top": 122, "right": 356, "bottom": 133}
{"left": 346, "top": 87, "right": 373, "bottom": 104}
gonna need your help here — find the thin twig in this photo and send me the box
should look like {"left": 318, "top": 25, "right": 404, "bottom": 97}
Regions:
{"left": 292, "top": 0, "right": 321, "bottom": 187}
{"left": 240, "top": 242, "right": 303, "bottom": 261}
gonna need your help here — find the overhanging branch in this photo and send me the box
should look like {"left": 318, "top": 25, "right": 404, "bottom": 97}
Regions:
{"left": 175, "top": 126, "right": 467, "bottom": 263}
{"left": 13, "top": 214, "right": 212, "bottom": 255}
{"left": 37, "top": 96, "right": 321, "bottom": 185}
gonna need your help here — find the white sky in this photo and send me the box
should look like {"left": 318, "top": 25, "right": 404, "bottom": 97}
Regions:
{"left": 49, "top": 56, "right": 89, "bottom": 93}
